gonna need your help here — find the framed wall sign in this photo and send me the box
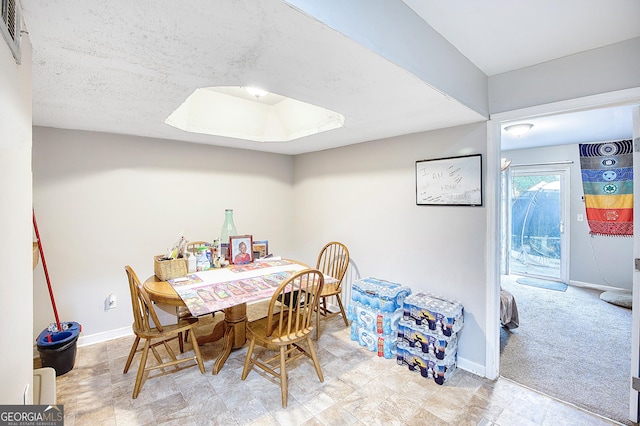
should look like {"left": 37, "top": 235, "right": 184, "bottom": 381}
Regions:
{"left": 415, "top": 154, "right": 483, "bottom": 206}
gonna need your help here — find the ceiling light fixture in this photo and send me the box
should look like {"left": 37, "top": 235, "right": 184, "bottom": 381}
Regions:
{"left": 244, "top": 86, "right": 268, "bottom": 99}
{"left": 504, "top": 123, "right": 533, "bottom": 137}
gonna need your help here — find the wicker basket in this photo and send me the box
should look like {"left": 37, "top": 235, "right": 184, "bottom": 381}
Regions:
{"left": 154, "top": 255, "right": 187, "bottom": 281}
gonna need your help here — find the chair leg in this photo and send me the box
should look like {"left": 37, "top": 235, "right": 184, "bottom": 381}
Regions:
{"left": 306, "top": 336, "right": 324, "bottom": 383}
{"left": 336, "top": 295, "right": 349, "bottom": 326}
{"left": 280, "top": 345, "right": 288, "bottom": 408}
{"left": 123, "top": 336, "right": 140, "bottom": 374}
{"left": 241, "top": 338, "right": 256, "bottom": 380}
{"left": 178, "top": 332, "right": 185, "bottom": 353}
{"left": 190, "top": 328, "right": 205, "bottom": 374}
{"left": 314, "top": 296, "right": 324, "bottom": 341}
{"left": 133, "top": 339, "right": 151, "bottom": 399}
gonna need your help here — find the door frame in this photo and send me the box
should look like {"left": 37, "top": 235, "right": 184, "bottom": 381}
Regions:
{"left": 631, "top": 104, "right": 640, "bottom": 421}
{"left": 486, "top": 88, "right": 640, "bottom": 423}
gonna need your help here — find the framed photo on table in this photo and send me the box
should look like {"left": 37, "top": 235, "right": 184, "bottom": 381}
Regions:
{"left": 230, "top": 235, "right": 253, "bottom": 265}
{"left": 252, "top": 240, "right": 269, "bottom": 259}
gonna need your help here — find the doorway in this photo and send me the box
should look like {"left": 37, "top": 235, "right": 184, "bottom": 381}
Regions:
{"left": 504, "top": 165, "right": 569, "bottom": 283}
{"left": 489, "top": 98, "right": 640, "bottom": 424}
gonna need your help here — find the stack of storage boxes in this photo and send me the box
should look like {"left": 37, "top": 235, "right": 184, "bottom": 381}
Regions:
{"left": 348, "top": 277, "right": 411, "bottom": 359}
{"left": 396, "top": 292, "right": 463, "bottom": 385}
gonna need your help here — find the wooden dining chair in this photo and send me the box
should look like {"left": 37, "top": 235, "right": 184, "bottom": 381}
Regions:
{"left": 123, "top": 265, "right": 205, "bottom": 399}
{"left": 241, "top": 269, "right": 325, "bottom": 408}
{"left": 186, "top": 240, "right": 210, "bottom": 255}
{"left": 315, "top": 241, "right": 350, "bottom": 340}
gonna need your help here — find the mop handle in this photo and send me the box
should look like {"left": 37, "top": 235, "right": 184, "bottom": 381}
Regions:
{"left": 32, "top": 210, "right": 62, "bottom": 331}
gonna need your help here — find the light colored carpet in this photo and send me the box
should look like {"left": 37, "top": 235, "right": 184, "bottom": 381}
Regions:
{"left": 500, "top": 275, "right": 633, "bottom": 425}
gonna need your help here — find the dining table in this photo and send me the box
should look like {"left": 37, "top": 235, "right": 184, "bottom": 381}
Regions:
{"left": 143, "top": 258, "right": 311, "bottom": 374}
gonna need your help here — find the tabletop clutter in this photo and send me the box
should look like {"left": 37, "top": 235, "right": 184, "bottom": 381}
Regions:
{"left": 153, "top": 209, "right": 268, "bottom": 281}
{"left": 154, "top": 236, "right": 237, "bottom": 278}
{"left": 348, "top": 277, "right": 464, "bottom": 385}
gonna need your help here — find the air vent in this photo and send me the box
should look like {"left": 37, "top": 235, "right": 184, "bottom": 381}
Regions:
{"left": 1, "top": 0, "right": 21, "bottom": 63}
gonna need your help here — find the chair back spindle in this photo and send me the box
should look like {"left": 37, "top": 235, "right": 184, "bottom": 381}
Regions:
{"left": 316, "top": 242, "right": 349, "bottom": 287}
{"left": 267, "top": 270, "right": 323, "bottom": 339}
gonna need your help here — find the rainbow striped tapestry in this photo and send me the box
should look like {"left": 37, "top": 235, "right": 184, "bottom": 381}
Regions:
{"left": 579, "top": 140, "right": 633, "bottom": 236}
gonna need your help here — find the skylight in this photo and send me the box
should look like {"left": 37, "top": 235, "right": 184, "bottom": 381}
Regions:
{"left": 165, "top": 86, "right": 345, "bottom": 142}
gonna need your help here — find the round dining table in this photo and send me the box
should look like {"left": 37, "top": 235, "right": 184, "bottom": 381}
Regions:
{"left": 143, "top": 273, "right": 249, "bottom": 374}
{"left": 143, "top": 259, "right": 309, "bottom": 374}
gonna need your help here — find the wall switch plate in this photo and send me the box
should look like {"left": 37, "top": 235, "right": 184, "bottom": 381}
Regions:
{"left": 105, "top": 294, "right": 117, "bottom": 310}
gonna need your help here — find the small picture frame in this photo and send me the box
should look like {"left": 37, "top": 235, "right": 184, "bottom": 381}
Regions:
{"left": 230, "top": 235, "right": 253, "bottom": 265}
{"left": 252, "top": 240, "right": 269, "bottom": 259}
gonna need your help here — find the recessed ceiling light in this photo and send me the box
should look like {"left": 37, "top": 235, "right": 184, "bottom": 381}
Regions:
{"left": 504, "top": 123, "right": 534, "bottom": 137}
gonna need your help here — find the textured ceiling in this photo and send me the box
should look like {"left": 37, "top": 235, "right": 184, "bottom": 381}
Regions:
{"left": 20, "top": 0, "right": 640, "bottom": 155}
{"left": 403, "top": 0, "right": 640, "bottom": 77}
{"left": 402, "top": 0, "right": 640, "bottom": 151}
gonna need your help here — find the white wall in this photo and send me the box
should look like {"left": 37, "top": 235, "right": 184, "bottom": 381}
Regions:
{"left": 505, "top": 143, "right": 633, "bottom": 290}
{"left": 293, "top": 123, "right": 489, "bottom": 372}
{"left": 33, "top": 122, "right": 491, "bottom": 376}
{"left": 0, "top": 36, "right": 33, "bottom": 402}
{"left": 489, "top": 37, "right": 640, "bottom": 114}
{"left": 32, "top": 128, "right": 295, "bottom": 343}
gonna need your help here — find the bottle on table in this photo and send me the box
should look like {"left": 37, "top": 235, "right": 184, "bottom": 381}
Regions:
{"left": 219, "top": 209, "right": 237, "bottom": 261}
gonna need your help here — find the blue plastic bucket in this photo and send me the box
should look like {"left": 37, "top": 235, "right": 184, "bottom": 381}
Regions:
{"left": 36, "top": 322, "right": 81, "bottom": 376}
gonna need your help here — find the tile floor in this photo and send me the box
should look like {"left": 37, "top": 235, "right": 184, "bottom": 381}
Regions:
{"left": 37, "top": 310, "right": 625, "bottom": 425}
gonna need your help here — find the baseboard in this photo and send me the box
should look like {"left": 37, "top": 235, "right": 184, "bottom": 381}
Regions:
{"left": 325, "top": 302, "right": 340, "bottom": 314}
{"left": 78, "top": 326, "right": 133, "bottom": 347}
{"left": 569, "top": 280, "right": 629, "bottom": 293}
{"left": 33, "top": 326, "right": 132, "bottom": 358}
{"left": 457, "top": 357, "right": 486, "bottom": 378}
